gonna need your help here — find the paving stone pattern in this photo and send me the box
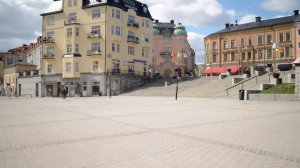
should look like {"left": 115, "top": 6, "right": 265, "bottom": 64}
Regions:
{"left": 0, "top": 96, "right": 300, "bottom": 168}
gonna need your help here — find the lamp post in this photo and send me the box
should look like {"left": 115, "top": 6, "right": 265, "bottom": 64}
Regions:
{"left": 175, "top": 51, "right": 182, "bottom": 100}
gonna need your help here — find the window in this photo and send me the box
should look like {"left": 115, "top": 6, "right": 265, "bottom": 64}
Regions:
{"left": 67, "top": 28, "right": 72, "bottom": 37}
{"left": 47, "top": 31, "right": 55, "bottom": 38}
{"left": 66, "top": 62, "right": 71, "bottom": 72}
{"left": 92, "top": 8, "right": 100, "bottom": 18}
{"left": 212, "top": 54, "right": 217, "bottom": 63}
{"left": 47, "top": 16, "right": 54, "bottom": 26}
{"left": 212, "top": 42, "right": 217, "bottom": 50}
{"left": 298, "top": 29, "right": 300, "bottom": 35}
{"left": 112, "top": 43, "right": 120, "bottom": 53}
{"left": 142, "top": 48, "right": 149, "bottom": 57}
{"left": 75, "top": 44, "right": 79, "bottom": 53}
{"left": 141, "top": 34, "right": 150, "bottom": 42}
{"left": 142, "top": 19, "right": 149, "bottom": 28}
{"left": 258, "top": 50, "right": 263, "bottom": 60}
{"left": 258, "top": 35, "right": 263, "bottom": 45}
{"left": 93, "top": 61, "right": 98, "bottom": 71}
{"left": 68, "top": 13, "right": 77, "bottom": 23}
{"left": 231, "top": 53, "right": 235, "bottom": 61}
{"left": 223, "top": 40, "right": 228, "bottom": 49}
{"left": 76, "top": 27, "right": 80, "bottom": 36}
{"left": 128, "top": 31, "right": 135, "bottom": 38}
{"left": 223, "top": 53, "right": 227, "bottom": 62}
{"left": 47, "top": 64, "right": 52, "bottom": 73}
{"left": 91, "top": 43, "right": 100, "bottom": 52}
{"left": 279, "top": 33, "right": 284, "bottom": 42}
{"left": 111, "top": 26, "right": 122, "bottom": 36}
{"left": 116, "top": 44, "right": 120, "bottom": 53}
{"left": 286, "top": 32, "right": 291, "bottom": 42}
{"left": 248, "top": 52, "right": 252, "bottom": 60}
{"left": 74, "top": 63, "right": 79, "bottom": 72}
{"left": 128, "top": 46, "right": 134, "bottom": 55}
{"left": 68, "top": 0, "right": 77, "bottom": 7}
{"left": 242, "top": 52, "right": 246, "bottom": 60}
{"left": 285, "top": 47, "right": 290, "bottom": 57}
{"left": 163, "top": 38, "right": 171, "bottom": 44}
{"left": 67, "top": 44, "right": 72, "bottom": 53}
{"left": 267, "top": 35, "right": 272, "bottom": 44}
{"left": 47, "top": 47, "right": 54, "bottom": 56}
{"left": 248, "top": 38, "right": 252, "bottom": 46}
{"left": 231, "top": 40, "right": 236, "bottom": 48}
{"left": 91, "top": 26, "right": 100, "bottom": 34}
{"left": 298, "top": 42, "right": 300, "bottom": 48}
{"left": 112, "top": 9, "right": 121, "bottom": 19}
{"left": 112, "top": 43, "right": 116, "bottom": 52}
{"left": 267, "top": 49, "right": 272, "bottom": 59}
{"left": 128, "top": 15, "right": 135, "bottom": 24}
{"left": 241, "top": 38, "right": 245, "bottom": 47}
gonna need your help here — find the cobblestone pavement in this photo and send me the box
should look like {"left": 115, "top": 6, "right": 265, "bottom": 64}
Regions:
{"left": 0, "top": 96, "right": 300, "bottom": 168}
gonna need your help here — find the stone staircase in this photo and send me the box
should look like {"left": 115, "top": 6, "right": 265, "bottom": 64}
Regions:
{"left": 122, "top": 71, "right": 295, "bottom": 99}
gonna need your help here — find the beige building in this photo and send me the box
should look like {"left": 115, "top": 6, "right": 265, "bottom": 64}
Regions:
{"left": 3, "top": 64, "right": 37, "bottom": 96}
{"left": 204, "top": 10, "right": 300, "bottom": 75}
{"left": 41, "top": 0, "right": 153, "bottom": 97}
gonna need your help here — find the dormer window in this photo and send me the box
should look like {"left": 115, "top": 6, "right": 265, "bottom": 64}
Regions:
{"left": 143, "top": 7, "right": 148, "bottom": 13}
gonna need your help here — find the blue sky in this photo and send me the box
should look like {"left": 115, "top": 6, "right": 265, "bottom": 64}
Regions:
{"left": 0, "top": 0, "right": 300, "bottom": 64}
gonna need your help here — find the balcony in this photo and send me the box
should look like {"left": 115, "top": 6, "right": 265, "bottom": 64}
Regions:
{"left": 87, "top": 32, "right": 101, "bottom": 38}
{"left": 127, "top": 22, "right": 139, "bottom": 28}
{"left": 127, "top": 36, "right": 139, "bottom": 44}
{"left": 240, "top": 45, "right": 254, "bottom": 50}
{"left": 64, "top": 20, "right": 80, "bottom": 25}
{"left": 43, "top": 54, "right": 55, "bottom": 59}
{"left": 160, "top": 51, "right": 171, "bottom": 56}
{"left": 87, "top": 50, "right": 101, "bottom": 56}
{"left": 279, "top": 40, "right": 293, "bottom": 47}
{"left": 43, "top": 37, "right": 55, "bottom": 43}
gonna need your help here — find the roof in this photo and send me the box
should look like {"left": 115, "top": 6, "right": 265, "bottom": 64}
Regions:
{"left": 208, "top": 13, "right": 300, "bottom": 37}
{"left": 7, "top": 45, "right": 30, "bottom": 55}
{"left": 41, "top": 0, "right": 63, "bottom": 16}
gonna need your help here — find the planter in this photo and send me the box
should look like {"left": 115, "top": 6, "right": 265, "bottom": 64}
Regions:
{"left": 272, "top": 73, "right": 280, "bottom": 78}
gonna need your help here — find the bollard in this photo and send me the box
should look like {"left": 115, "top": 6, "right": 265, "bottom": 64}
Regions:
{"left": 165, "top": 81, "right": 168, "bottom": 87}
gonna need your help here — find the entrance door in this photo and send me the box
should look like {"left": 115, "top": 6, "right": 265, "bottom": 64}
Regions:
{"left": 46, "top": 85, "right": 53, "bottom": 97}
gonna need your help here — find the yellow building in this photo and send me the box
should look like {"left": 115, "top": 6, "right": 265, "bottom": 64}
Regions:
{"left": 41, "top": 0, "right": 153, "bottom": 97}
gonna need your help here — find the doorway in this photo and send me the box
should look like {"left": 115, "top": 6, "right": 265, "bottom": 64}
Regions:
{"left": 46, "top": 85, "right": 53, "bottom": 97}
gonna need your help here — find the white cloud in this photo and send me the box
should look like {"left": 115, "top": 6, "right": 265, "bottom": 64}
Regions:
{"left": 261, "top": 0, "right": 300, "bottom": 12}
{"left": 141, "top": 0, "right": 235, "bottom": 27}
{"left": 188, "top": 32, "right": 205, "bottom": 64}
{"left": 0, "top": 0, "right": 51, "bottom": 51}
{"left": 239, "top": 14, "right": 257, "bottom": 24}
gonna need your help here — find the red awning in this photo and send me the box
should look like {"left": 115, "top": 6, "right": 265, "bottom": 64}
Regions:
{"left": 203, "top": 66, "right": 240, "bottom": 75}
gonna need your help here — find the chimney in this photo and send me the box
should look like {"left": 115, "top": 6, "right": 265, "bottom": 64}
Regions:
{"left": 256, "top": 16, "right": 261, "bottom": 22}
{"left": 155, "top": 19, "right": 159, "bottom": 23}
{"left": 225, "top": 23, "right": 230, "bottom": 28}
{"left": 170, "top": 20, "right": 174, "bottom": 24}
{"left": 294, "top": 10, "right": 299, "bottom": 15}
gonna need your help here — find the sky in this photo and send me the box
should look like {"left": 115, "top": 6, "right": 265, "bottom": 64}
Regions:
{"left": 0, "top": 0, "right": 300, "bottom": 64}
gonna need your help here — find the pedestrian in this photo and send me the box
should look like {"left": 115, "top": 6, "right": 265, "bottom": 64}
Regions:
{"left": 62, "top": 89, "right": 66, "bottom": 99}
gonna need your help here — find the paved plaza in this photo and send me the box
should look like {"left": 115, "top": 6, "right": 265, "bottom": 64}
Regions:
{"left": 0, "top": 96, "right": 300, "bottom": 168}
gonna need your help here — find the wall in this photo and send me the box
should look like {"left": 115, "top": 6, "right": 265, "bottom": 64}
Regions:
{"left": 17, "top": 76, "right": 42, "bottom": 97}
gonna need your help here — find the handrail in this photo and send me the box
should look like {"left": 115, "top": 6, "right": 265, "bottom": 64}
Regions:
{"left": 225, "top": 75, "right": 258, "bottom": 96}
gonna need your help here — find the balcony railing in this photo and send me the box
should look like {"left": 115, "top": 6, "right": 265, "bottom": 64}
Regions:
{"left": 87, "top": 50, "right": 101, "bottom": 56}
{"left": 64, "top": 20, "right": 80, "bottom": 25}
{"left": 87, "top": 32, "right": 101, "bottom": 38}
{"left": 127, "top": 36, "right": 139, "bottom": 44}
{"left": 43, "top": 37, "right": 55, "bottom": 43}
{"left": 43, "top": 54, "right": 55, "bottom": 59}
{"left": 160, "top": 51, "right": 171, "bottom": 56}
{"left": 127, "top": 22, "right": 139, "bottom": 28}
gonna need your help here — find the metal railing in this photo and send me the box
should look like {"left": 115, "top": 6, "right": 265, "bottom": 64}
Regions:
{"left": 225, "top": 75, "right": 258, "bottom": 96}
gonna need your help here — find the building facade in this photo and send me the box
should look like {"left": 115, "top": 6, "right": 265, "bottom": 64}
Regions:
{"left": 204, "top": 10, "right": 300, "bottom": 75}
{"left": 41, "top": 0, "right": 153, "bottom": 97}
{"left": 153, "top": 20, "right": 195, "bottom": 78}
